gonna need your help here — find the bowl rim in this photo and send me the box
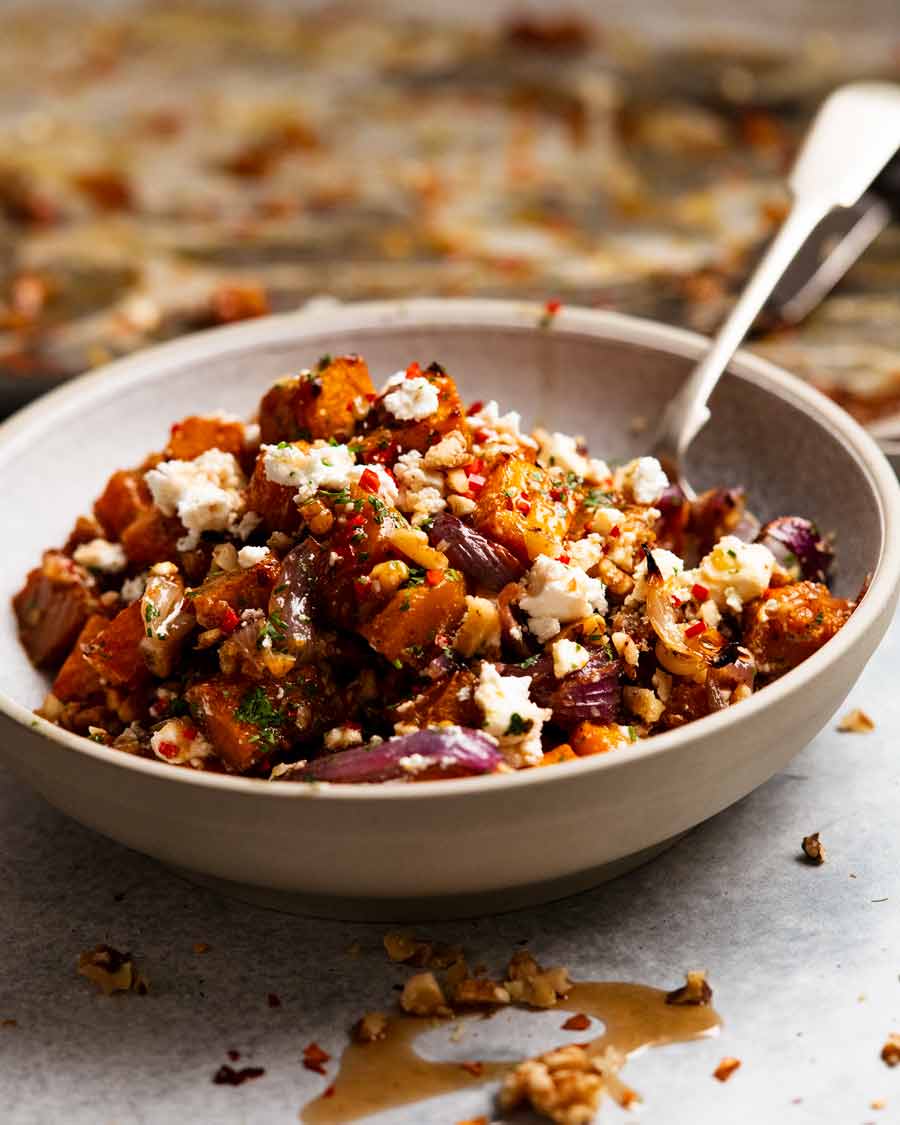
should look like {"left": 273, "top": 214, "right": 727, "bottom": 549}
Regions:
{"left": 2, "top": 297, "right": 898, "bottom": 802}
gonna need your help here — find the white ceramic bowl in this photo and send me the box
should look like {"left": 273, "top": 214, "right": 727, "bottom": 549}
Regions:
{"left": 1, "top": 300, "right": 898, "bottom": 920}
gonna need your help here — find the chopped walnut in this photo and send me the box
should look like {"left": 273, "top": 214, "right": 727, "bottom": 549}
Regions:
{"left": 801, "top": 832, "right": 826, "bottom": 865}
{"left": 77, "top": 945, "right": 147, "bottom": 996}
{"left": 383, "top": 930, "right": 462, "bottom": 968}
{"left": 507, "top": 949, "right": 542, "bottom": 980}
{"left": 504, "top": 951, "right": 571, "bottom": 1008}
{"left": 400, "top": 972, "right": 452, "bottom": 1018}
{"left": 500, "top": 1044, "right": 633, "bottom": 1125}
{"left": 837, "top": 708, "right": 874, "bottom": 733}
{"left": 881, "top": 1033, "right": 900, "bottom": 1066}
{"left": 351, "top": 1011, "right": 389, "bottom": 1044}
{"left": 423, "top": 429, "right": 470, "bottom": 470}
{"left": 452, "top": 977, "right": 511, "bottom": 1008}
{"left": 665, "top": 970, "right": 712, "bottom": 1006}
{"left": 713, "top": 1057, "right": 741, "bottom": 1082}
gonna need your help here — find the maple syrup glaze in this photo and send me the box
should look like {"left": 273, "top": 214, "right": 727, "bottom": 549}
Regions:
{"left": 301, "top": 981, "right": 720, "bottom": 1123}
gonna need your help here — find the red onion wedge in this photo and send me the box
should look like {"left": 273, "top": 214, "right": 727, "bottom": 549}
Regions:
{"left": 269, "top": 539, "right": 325, "bottom": 652}
{"left": 706, "top": 643, "right": 756, "bottom": 711}
{"left": 498, "top": 651, "right": 621, "bottom": 729}
{"left": 756, "top": 517, "right": 834, "bottom": 584}
{"left": 275, "top": 727, "right": 503, "bottom": 784}
{"left": 427, "top": 513, "right": 524, "bottom": 592}
{"left": 689, "top": 488, "right": 752, "bottom": 553}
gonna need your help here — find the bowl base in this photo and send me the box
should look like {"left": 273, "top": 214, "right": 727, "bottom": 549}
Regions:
{"left": 170, "top": 832, "right": 687, "bottom": 922}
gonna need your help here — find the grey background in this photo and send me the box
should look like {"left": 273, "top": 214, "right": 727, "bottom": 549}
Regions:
{"left": 2, "top": 613, "right": 898, "bottom": 1124}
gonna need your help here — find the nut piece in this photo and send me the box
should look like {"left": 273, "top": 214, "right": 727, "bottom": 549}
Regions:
{"left": 713, "top": 1057, "right": 741, "bottom": 1082}
{"left": 801, "top": 832, "right": 826, "bottom": 865}
{"left": 500, "top": 1044, "right": 633, "bottom": 1125}
{"left": 454, "top": 596, "right": 501, "bottom": 658}
{"left": 400, "top": 972, "right": 452, "bottom": 1018}
{"left": 77, "top": 945, "right": 146, "bottom": 995}
{"left": 837, "top": 708, "right": 874, "bottom": 734}
{"left": 504, "top": 951, "right": 572, "bottom": 1008}
{"left": 351, "top": 1011, "right": 389, "bottom": 1044}
{"left": 882, "top": 1033, "right": 900, "bottom": 1067}
{"left": 452, "top": 977, "right": 511, "bottom": 1008}
{"left": 383, "top": 930, "right": 462, "bottom": 968}
{"left": 665, "top": 970, "right": 712, "bottom": 1007}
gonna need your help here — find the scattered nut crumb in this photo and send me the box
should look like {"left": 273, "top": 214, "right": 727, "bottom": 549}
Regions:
{"left": 562, "top": 1013, "right": 591, "bottom": 1031}
{"left": 500, "top": 1044, "right": 636, "bottom": 1124}
{"left": 881, "top": 1033, "right": 900, "bottom": 1067}
{"left": 383, "top": 930, "right": 462, "bottom": 969}
{"left": 302, "top": 1042, "right": 331, "bottom": 1075}
{"left": 193, "top": 942, "right": 210, "bottom": 955}
{"left": 212, "top": 1064, "right": 265, "bottom": 1086}
{"left": 452, "top": 978, "right": 511, "bottom": 1008}
{"left": 77, "top": 945, "right": 147, "bottom": 995}
{"left": 837, "top": 708, "right": 874, "bottom": 733}
{"left": 713, "top": 1057, "right": 741, "bottom": 1082}
{"left": 503, "top": 951, "right": 571, "bottom": 1009}
{"left": 801, "top": 832, "right": 826, "bottom": 865}
{"left": 665, "top": 970, "right": 712, "bottom": 1006}
{"left": 450, "top": 1023, "right": 466, "bottom": 1042}
{"left": 400, "top": 972, "right": 452, "bottom": 1018}
{"left": 460, "top": 1060, "right": 484, "bottom": 1077}
{"left": 351, "top": 1011, "right": 389, "bottom": 1044}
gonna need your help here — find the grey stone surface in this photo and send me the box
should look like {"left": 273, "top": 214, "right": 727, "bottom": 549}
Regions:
{"left": 1, "top": 617, "right": 898, "bottom": 1125}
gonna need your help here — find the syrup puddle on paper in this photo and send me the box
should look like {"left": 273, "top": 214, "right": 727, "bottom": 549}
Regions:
{"left": 302, "top": 980, "right": 720, "bottom": 1123}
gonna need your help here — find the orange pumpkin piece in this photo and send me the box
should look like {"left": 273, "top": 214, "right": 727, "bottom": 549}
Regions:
{"left": 570, "top": 721, "right": 625, "bottom": 757}
{"left": 365, "top": 366, "right": 469, "bottom": 455}
{"left": 245, "top": 453, "right": 303, "bottom": 534}
{"left": 472, "top": 456, "right": 576, "bottom": 562}
{"left": 186, "top": 675, "right": 280, "bottom": 773}
{"left": 82, "top": 600, "right": 150, "bottom": 688}
{"left": 742, "top": 581, "right": 853, "bottom": 680}
{"left": 392, "top": 669, "right": 481, "bottom": 729}
{"left": 164, "top": 415, "right": 246, "bottom": 461}
{"left": 94, "top": 469, "right": 153, "bottom": 539}
{"left": 52, "top": 614, "right": 109, "bottom": 702}
{"left": 539, "top": 744, "right": 578, "bottom": 766}
{"left": 258, "top": 355, "right": 375, "bottom": 444}
{"left": 190, "top": 555, "right": 281, "bottom": 629}
{"left": 359, "top": 572, "right": 466, "bottom": 669}
{"left": 120, "top": 508, "right": 183, "bottom": 566}
{"left": 13, "top": 551, "right": 98, "bottom": 669}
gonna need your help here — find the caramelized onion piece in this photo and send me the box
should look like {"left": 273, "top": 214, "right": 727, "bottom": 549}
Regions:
{"left": 269, "top": 539, "right": 325, "bottom": 652}
{"left": 427, "top": 513, "right": 524, "bottom": 592}
{"left": 757, "top": 516, "right": 833, "bottom": 584}
{"left": 645, "top": 566, "right": 723, "bottom": 667}
{"left": 500, "top": 651, "right": 621, "bottom": 729}
{"left": 706, "top": 644, "right": 756, "bottom": 711}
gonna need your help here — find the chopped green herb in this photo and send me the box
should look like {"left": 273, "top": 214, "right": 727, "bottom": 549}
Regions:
{"left": 317, "top": 353, "right": 332, "bottom": 371}
{"left": 506, "top": 713, "right": 533, "bottom": 737}
{"left": 627, "top": 725, "right": 638, "bottom": 742}
{"left": 235, "top": 686, "right": 284, "bottom": 751}
{"left": 519, "top": 654, "right": 541, "bottom": 668}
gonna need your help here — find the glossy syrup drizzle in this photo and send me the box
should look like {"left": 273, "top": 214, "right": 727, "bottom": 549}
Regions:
{"left": 301, "top": 980, "right": 720, "bottom": 1123}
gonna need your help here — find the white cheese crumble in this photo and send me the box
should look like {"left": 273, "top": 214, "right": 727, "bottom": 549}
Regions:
{"left": 394, "top": 449, "right": 446, "bottom": 525}
{"left": 234, "top": 510, "right": 262, "bottom": 540}
{"left": 626, "top": 548, "right": 685, "bottom": 605}
{"left": 617, "top": 456, "right": 669, "bottom": 505}
{"left": 466, "top": 400, "right": 538, "bottom": 455}
{"left": 261, "top": 440, "right": 355, "bottom": 504}
{"left": 694, "top": 535, "right": 775, "bottom": 613}
{"left": 348, "top": 462, "right": 399, "bottom": 506}
{"left": 475, "top": 662, "right": 551, "bottom": 769}
{"left": 150, "top": 718, "right": 213, "bottom": 767}
{"left": 535, "top": 430, "right": 590, "bottom": 478}
{"left": 589, "top": 506, "right": 625, "bottom": 536}
{"left": 237, "top": 546, "right": 271, "bottom": 569}
{"left": 519, "top": 555, "right": 608, "bottom": 643}
{"left": 323, "top": 725, "right": 364, "bottom": 752}
{"left": 73, "top": 538, "right": 127, "bottom": 573}
{"left": 145, "top": 448, "right": 246, "bottom": 551}
{"left": 383, "top": 376, "right": 439, "bottom": 421}
{"left": 120, "top": 573, "right": 147, "bottom": 603}
{"left": 564, "top": 534, "right": 606, "bottom": 573}
{"left": 552, "top": 638, "right": 591, "bottom": 678}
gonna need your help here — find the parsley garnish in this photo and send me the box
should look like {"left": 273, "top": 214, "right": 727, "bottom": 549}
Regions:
{"left": 519, "top": 654, "right": 541, "bottom": 668}
{"left": 144, "top": 602, "right": 159, "bottom": 637}
{"left": 257, "top": 610, "right": 287, "bottom": 649}
{"left": 235, "top": 686, "right": 284, "bottom": 751}
{"left": 506, "top": 713, "right": 533, "bottom": 737}
{"left": 583, "top": 488, "right": 612, "bottom": 510}
{"left": 317, "top": 354, "right": 332, "bottom": 371}
{"left": 368, "top": 496, "right": 387, "bottom": 524}
{"left": 405, "top": 566, "right": 426, "bottom": 587}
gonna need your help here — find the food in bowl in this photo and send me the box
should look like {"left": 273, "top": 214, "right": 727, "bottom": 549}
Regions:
{"left": 12, "top": 354, "right": 855, "bottom": 782}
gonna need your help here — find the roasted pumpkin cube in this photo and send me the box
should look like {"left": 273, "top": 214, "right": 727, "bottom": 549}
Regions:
{"left": 82, "top": 600, "right": 150, "bottom": 688}
{"left": 258, "top": 355, "right": 374, "bottom": 444}
{"left": 570, "top": 721, "right": 626, "bottom": 756}
{"left": 164, "top": 415, "right": 246, "bottom": 461}
{"left": 391, "top": 669, "right": 481, "bottom": 730}
{"left": 743, "top": 581, "right": 853, "bottom": 680}
{"left": 365, "top": 365, "right": 468, "bottom": 455}
{"left": 245, "top": 453, "right": 302, "bottom": 534}
{"left": 52, "top": 614, "right": 109, "bottom": 703}
{"left": 472, "top": 456, "right": 576, "bottom": 562}
{"left": 359, "top": 572, "right": 466, "bottom": 668}
{"left": 190, "top": 555, "right": 281, "bottom": 629}
{"left": 539, "top": 744, "right": 578, "bottom": 766}
{"left": 120, "top": 508, "right": 183, "bottom": 566}
{"left": 94, "top": 469, "right": 153, "bottom": 539}
{"left": 13, "top": 551, "right": 98, "bottom": 669}
{"left": 63, "top": 514, "right": 105, "bottom": 554}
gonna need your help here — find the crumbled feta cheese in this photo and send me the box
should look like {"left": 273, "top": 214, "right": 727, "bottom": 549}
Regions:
{"left": 398, "top": 752, "right": 430, "bottom": 775}
{"left": 73, "top": 538, "right": 127, "bottom": 573}
{"left": 565, "top": 534, "right": 606, "bottom": 573}
{"left": 584, "top": 458, "right": 613, "bottom": 486}
{"left": 234, "top": 510, "right": 262, "bottom": 540}
{"left": 237, "top": 546, "right": 270, "bottom": 569}
{"left": 423, "top": 429, "right": 470, "bottom": 470}
{"left": 348, "top": 462, "right": 399, "bottom": 506}
{"left": 383, "top": 376, "right": 439, "bottom": 421}
{"left": 535, "top": 430, "right": 589, "bottom": 478}
{"left": 261, "top": 440, "right": 355, "bottom": 503}
{"left": 519, "top": 556, "right": 608, "bottom": 643}
{"left": 243, "top": 422, "right": 261, "bottom": 451}
{"left": 617, "top": 456, "right": 669, "bottom": 505}
{"left": 589, "top": 506, "right": 625, "bottom": 536}
{"left": 627, "top": 548, "right": 686, "bottom": 605}
{"left": 475, "top": 663, "right": 551, "bottom": 769}
{"left": 552, "top": 638, "right": 591, "bottom": 678}
{"left": 379, "top": 369, "right": 408, "bottom": 394}
{"left": 150, "top": 718, "right": 213, "bottom": 767}
{"left": 394, "top": 450, "right": 446, "bottom": 525}
{"left": 145, "top": 448, "right": 246, "bottom": 551}
{"left": 467, "top": 400, "right": 537, "bottom": 455}
{"left": 324, "top": 725, "right": 364, "bottom": 752}
{"left": 694, "top": 535, "right": 775, "bottom": 613}
{"left": 120, "top": 574, "right": 146, "bottom": 603}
